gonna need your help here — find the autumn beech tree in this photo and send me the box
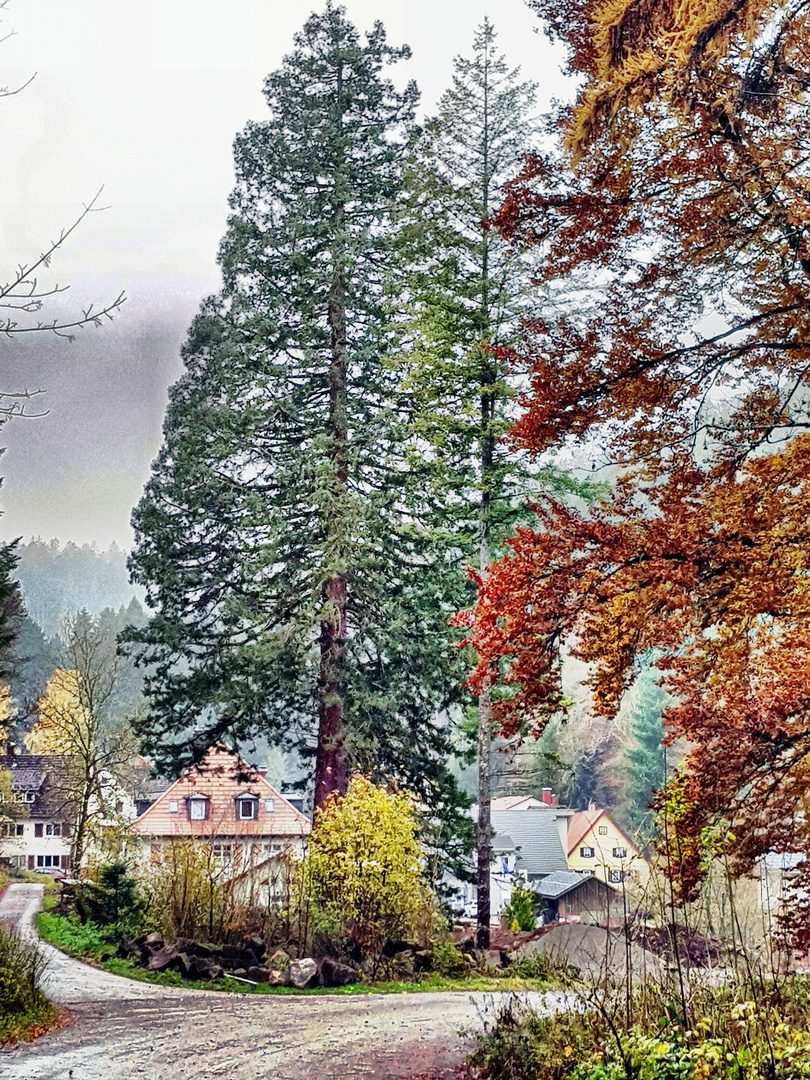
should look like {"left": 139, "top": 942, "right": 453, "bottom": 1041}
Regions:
{"left": 462, "top": 0, "right": 810, "bottom": 943}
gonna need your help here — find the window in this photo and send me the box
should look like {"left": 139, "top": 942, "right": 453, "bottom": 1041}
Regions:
{"left": 609, "top": 870, "right": 624, "bottom": 883}
{"left": 265, "top": 799, "right": 275, "bottom": 813}
{"left": 0, "top": 823, "right": 23, "bottom": 837}
{"left": 36, "top": 854, "right": 59, "bottom": 868}
{"left": 45, "top": 823, "right": 61, "bottom": 837}
{"left": 168, "top": 801, "right": 178, "bottom": 814}
{"left": 237, "top": 797, "right": 257, "bottom": 820}
{"left": 580, "top": 846, "right": 595, "bottom": 859}
{"left": 598, "top": 825, "right": 608, "bottom": 835}
{"left": 212, "top": 843, "right": 232, "bottom": 863}
{"left": 612, "top": 847, "right": 627, "bottom": 859}
{"left": 188, "top": 795, "right": 209, "bottom": 821}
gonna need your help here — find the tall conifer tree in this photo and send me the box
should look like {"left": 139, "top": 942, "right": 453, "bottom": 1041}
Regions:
{"left": 402, "top": 21, "right": 539, "bottom": 947}
{"left": 127, "top": 5, "right": 469, "bottom": 832}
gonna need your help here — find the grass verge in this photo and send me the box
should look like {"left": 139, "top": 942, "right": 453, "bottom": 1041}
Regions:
{"left": 36, "top": 911, "right": 550, "bottom": 996}
{"left": 0, "top": 927, "right": 58, "bottom": 1046}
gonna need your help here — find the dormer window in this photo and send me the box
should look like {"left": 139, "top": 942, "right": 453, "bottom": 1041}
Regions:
{"left": 237, "top": 793, "right": 259, "bottom": 820}
{"left": 188, "top": 793, "right": 209, "bottom": 821}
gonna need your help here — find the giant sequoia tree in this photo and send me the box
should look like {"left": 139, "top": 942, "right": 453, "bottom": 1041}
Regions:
{"left": 128, "top": 5, "right": 468, "bottom": 822}
{"left": 463, "top": 0, "right": 810, "bottom": 939}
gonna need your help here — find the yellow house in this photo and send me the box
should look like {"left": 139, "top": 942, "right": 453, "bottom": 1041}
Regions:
{"left": 566, "top": 809, "right": 650, "bottom": 892}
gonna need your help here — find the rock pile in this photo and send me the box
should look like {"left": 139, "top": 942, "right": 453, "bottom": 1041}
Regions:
{"left": 114, "top": 933, "right": 358, "bottom": 988}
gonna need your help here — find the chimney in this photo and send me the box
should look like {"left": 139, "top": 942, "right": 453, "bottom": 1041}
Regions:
{"left": 541, "top": 788, "right": 552, "bottom": 805}
{"left": 257, "top": 767, "right": 268, "bottom": 779}
{"left": 551, "top": 795, "right": 559, "bottom": 807}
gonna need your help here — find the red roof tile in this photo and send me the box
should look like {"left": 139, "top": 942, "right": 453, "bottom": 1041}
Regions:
{"left": 132, "top": 746, "right": 310, "bottom": 840}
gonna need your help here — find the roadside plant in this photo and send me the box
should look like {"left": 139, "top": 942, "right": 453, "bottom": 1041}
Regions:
{"left": 503, "top": 880, "right": 536, "bottom": 932}
{"left": 0, "top": 926, "right": 53, "bottom": 1042}
{"left": 297, "top": 773, "right": 432, "bottom": 973}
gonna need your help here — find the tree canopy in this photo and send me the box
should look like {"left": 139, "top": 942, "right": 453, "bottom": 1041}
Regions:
{"left": 462, "top": 0, "right": 810, "bottom": 936}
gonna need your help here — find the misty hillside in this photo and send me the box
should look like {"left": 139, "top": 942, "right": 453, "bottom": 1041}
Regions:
{"left": 13, "top": 538, "right": 145, "bottom": 636}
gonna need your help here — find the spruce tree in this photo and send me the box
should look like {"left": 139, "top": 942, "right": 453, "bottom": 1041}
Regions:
{"left": 402, "top": 20, "right": 539, "bottom": 948}
{"left": 623, "top": 658, "right": 670, "bottom": 839}
{"left": 127, "top": 5, "right": 470, "bottom": 834}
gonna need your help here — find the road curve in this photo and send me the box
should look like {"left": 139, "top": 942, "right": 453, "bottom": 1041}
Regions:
{"left": 0, "top": 883, "right": 556, "bottom": 1080}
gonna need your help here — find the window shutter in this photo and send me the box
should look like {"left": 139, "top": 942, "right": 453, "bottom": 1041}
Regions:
{"left": 62, "top": 821, "right": 72, "bottom": 838}
{"left": 61, "top": 854, "right": 70, "bottom": 870}
{"left": 28, "top": 855, "right": 34, "bottom": 870}
{"left": 34, "top": 822, "right": 43, "bottom": 837}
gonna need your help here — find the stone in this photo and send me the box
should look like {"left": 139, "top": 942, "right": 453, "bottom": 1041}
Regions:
{"left": 232, "top": 967, "right": 247, "bottom": 978}
{"left": 222, "top": 944, "right": 243, "bottom": 960}
{"left": 193, "top": 942, "right": 219, "bottom": 958}
{"left": 267, "top": 948, "right": 290, "bottom": 970}
{"left": 267, "top": 969, "right": 291, "bottom": 987}
{"left": 146, "top": 943, "right": 181, "bottom": 972}
{"left": 143, "top": 931, "right": 164, "bottom": 948}
{"left": 189, "top": 956, "right": 215, "bottom": 980}
{"left": 171, "top": 952, "right": 192, "bottom": 978}
{"left": 209, "top": 964, "right": 224, "bottom": 981}
{"left": 240, "top": 949, "right": 260, "bottom": 970}
{"left": 413, "top": 949, "right": 432, "bottom": 973}
{"left": 247, "top": 965, "right": 271, "bottom": 984}
{"left": 318, "top": 957, "right": 356, "bottom": 987}
{"left": 289, "top": 958, "right": 319, "bottom": 989}
{"left": 244, "top": 934, "right": 266, "bottom": 956}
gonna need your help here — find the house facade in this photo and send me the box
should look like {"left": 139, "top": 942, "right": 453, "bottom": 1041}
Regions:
{"left": 131, "top": 746, "right": 311, "bottom": 874}
{"left": 0, "top": 754, "right": 73, "bottom": 872}
{"left": 566, "top": 808, "right": 650, "bottom": 891}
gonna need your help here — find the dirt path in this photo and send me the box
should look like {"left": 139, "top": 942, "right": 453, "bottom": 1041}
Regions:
{"left": 0, "top": 884, "right": 559, "bottom": 1080}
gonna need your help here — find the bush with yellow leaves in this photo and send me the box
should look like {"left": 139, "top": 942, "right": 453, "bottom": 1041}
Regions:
{"left": 297, "top": 773, "right": 433, "bottom": 973}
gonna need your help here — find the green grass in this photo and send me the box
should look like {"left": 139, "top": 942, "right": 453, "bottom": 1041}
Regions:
{"left": 36, "top": 911, "right": 550, "bottom": 996}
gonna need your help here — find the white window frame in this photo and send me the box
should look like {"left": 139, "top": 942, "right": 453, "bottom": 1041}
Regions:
{"left": 612, "top": 847, "right": 627, "bottom": 859}
{"left": 580, "top": 846, "right": 594, "bottom": 858}
{"left": 168, "top": 800, "right": 178, "bottom": 814}
{"left": 598, "top": 825, "right": 608, "bottom": 835}
{"left": 264, "top": 798, "right": 275, "bottom": 813}
{"left": 237, "top": 797, "right": 257, "bottom": 821}
{"left": 189, "top": 796, "right": 208, "bottom": 821}
{"left": 609, "top": 870, "right": 624, "bottom": 883}
{"left": 45, "top": 823, "right": 61, "bottom": 837}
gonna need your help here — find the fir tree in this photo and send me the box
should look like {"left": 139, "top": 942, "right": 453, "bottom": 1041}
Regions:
{"left": 127, "top": 5, "right": 470, "bottom": 839}
{"left": 623, "top": 658, "right": 670, "bottom": 838}
{"left": 402, "top": 20, "right": 540, "bottom": 948}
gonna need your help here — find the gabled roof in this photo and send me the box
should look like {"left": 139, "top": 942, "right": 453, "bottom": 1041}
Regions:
{"left": 490, "top": 811, "right": 568, "bottom": 877}
{"left": 132, "top": 746, "right": 311, "bottom": 839}
{"left": 567, "top": 809, "right": 605, "bottom": 855}
{"left": 567, "top": 809, "right": 640, "bottom": 858}
{"left": 491, "top": 796, "right": 547, "bottom": 812}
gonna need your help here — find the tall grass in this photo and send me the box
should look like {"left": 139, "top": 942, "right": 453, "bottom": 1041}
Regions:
{"left": 0, "top": 926, "right": 55, "bottom": 1044}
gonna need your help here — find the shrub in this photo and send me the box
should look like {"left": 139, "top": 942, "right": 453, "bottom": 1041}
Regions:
{"left": 503, "top": 880, "right": 537, "bottom": 932}
{"left": 0, "top": 927, "right": 53, "bottom": 1042}
{"left": 298, "top": 773, "right": 432, "bottom": 972}
{"left": 76, "top": 862, "right": 143, "bottom": 934}
{"left": 432, "top": 939, "right": 466, "bottom": 977}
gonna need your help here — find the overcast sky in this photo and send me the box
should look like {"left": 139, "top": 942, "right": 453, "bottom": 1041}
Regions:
{"left": 0, "top": 0, "right": 571, "bottom": 549}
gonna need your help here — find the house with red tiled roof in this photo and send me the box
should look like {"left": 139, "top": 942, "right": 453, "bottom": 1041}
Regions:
{"left": 566, "top": 808, "right": 650, "bottom": 891}
{"left": 131, "top": 746, "right": 310, "bottom": 878}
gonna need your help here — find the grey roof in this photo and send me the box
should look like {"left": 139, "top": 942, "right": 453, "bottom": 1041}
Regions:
{"left": 491, "top": 811, "right": 568, "bottom": 877}
{"left": 530, "top": 870, "right": 596, "bottom": 900}
{"left": 493, "top": 834, "right": 515, "bottom": 854}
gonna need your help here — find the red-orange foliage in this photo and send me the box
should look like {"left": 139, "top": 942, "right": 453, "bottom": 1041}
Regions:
{"left": 465, "top": 0, "right": 810, "bottom": 934}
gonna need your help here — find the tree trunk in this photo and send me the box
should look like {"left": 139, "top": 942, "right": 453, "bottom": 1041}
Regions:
{"left": 314, "top": 194, "right": 350, "bottom": 809}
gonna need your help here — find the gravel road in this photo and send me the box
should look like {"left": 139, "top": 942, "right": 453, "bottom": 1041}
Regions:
{"left": 0, "top": 884, "right": 561, "bottom": 1080}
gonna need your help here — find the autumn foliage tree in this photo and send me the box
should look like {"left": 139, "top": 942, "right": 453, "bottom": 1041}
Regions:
{"left": 463, "top": 0, "right": 810, "bottom": 943}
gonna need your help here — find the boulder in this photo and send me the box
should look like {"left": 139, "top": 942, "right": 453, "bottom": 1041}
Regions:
{"left": 210, "top": 964, "right": 224, "bottom": 982}
{"left": 267, "top": 969, "right": 291, "bottom": 987}
{"left": 221, "top": 944, "right": 243, "bottom": 960}
{"left": 413, "top": 949, "right": 432, "bottom": 973}
{"left": 143, "top": 931, "right": 164, "bottom": 948}
{"left": 171, "top": 952, "right": 192, "bottom": 978}
{"left": 189, "top": 956, "right": 215, "bottom": 981}
{"left": 318, "top": 957, "right": 356, "bottom": 987}
{"left": 289, "top": 958, "right": 319, "bottom": 989}
{"left": 244, "top": 935, "right": 266, "bottom": 957}
{"left": 267, "top": 948, "right": 290, "bottom": 971}
{"left": 146, "top": 943, "right": 181, "bottom": 972}
{"left": 193, "top": 942, "right": 221, "bottom": 959}
{"left": 240, "top": 948, "right": 260, "bottom": 970}
{"left": 232, "top": 967, "right": 247, "bottom": 978}
{"left": 247, "top": 965, "right": 271, "bottom": 984}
